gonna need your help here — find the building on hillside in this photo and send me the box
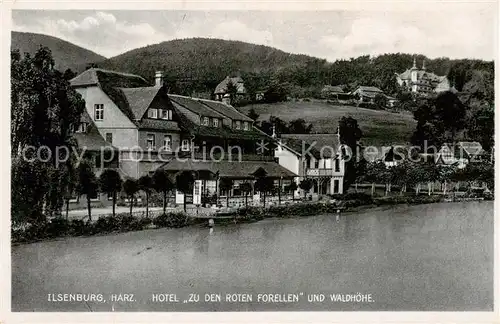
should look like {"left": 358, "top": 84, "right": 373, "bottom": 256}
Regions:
{"left": 70, "top": 68, "right": 296, "bottom": 207}
{"left": 321, "top": 85, "right": 344, "bottom": 99}
{"left": 435, "top": 141, "right": 487, "bottom": 169}
{"left": 214, "top": 75, "right": 247, "bottom": 103}
{"left": 396, "top": 57, "right": 452, "bottom": 96}
{"left": 350, "top": 86, "right": 385, "bottom": 104}
{"left": 274, "top": 131, "right": 347, "bottom": 197}
{"left": 362, "top": 145, "right": 415, "bottom": 168}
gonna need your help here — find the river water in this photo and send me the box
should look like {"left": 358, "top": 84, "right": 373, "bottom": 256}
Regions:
{"left": 11, "top": 201, "right": 493, "bottom": 311}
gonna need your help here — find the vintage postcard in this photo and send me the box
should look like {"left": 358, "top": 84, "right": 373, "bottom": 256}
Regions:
{"left": 1, "top": 0, "right": 498, "bottom": 323}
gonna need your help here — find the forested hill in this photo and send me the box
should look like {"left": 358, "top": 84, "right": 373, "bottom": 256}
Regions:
{"left": 100, "top": 38, "right": 493, "bottom": 99}
{"left": 11, "top": 31, "right": 106, "bottom": 72}
{"left": 100, "top": 38, "right": 328, "bottom": 86}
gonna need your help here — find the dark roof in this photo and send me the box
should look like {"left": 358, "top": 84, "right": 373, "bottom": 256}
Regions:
{"left": 70, "top": 68, "right": 149, "bottom": 88}
{"left": 280, "top": 134, "right": 341, "bottom": 159}
{"left": 215, "top": 76, "right": 246, "bottom": 95}
{"left": 136, "top": 119, "right": 181, "bottom": 131}
{"left": 322, "top": 85, "right": 344, "bottom": 94}
{"left": 120, "top": 86, "right": 160, "bottom": 120}
{"left": 161, "top": 159, "right": 296, "bottom": 179}
{"left": 169, "top": 94, "right": 225, "bottom": 118}
{"left": 356, "top": 86, "right": 384, "bottom": 93}
{"left": 198, "top": 99, "right": 253, "bottom": 122}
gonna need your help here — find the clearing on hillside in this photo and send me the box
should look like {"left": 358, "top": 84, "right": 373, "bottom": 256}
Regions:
{"left": 238, "top": 101, "right": 417, "bottom": 147}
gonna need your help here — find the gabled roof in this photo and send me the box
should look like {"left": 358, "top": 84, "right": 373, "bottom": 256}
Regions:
{"left": 169, "top": 94, "right": 225, "bottom": 118}
{"left": 356, "top": 86, "right": 384, "bottom": 93}
{"left": 120, "top": 86, "right": 161, "bottom": 120}
{"left": 70, "top": 68, "right": 149, "bottom": 88}
{"left": 322, "top": 85, "right": 344, "bottom": 94}
{"left": 215, "top": 76, "right": 246, "bottom": 95}
{"left": 280, "top": 134, "right": 341, "bottom": 159}
{"left": 198, "top": 99, "right": 253, "bottom": 122}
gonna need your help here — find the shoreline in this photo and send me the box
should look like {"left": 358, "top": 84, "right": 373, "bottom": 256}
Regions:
{"left": 11, "top": 195, "right": 492, "bottom": 246}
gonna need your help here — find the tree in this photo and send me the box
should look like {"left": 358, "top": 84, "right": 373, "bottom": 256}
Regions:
{"left": 219, "top": 178, "right": 233, "bottom": 207}
{"left": 123, "top": 179, "right": 139, "bottom": 216}
{"left": 11, "top": 47, "right": 85, "bottom": 223}
{"left": 176, "top": 171, "right": 195, "bottom": 212}
{"left": 298, "top": 178, "right": 313, "bottom": 199}
{"left": 226, "top": 80, "right": 238, "bottom": 105}
{"left": 469, "top": 107, "right": 494, "bottom": 152}
{"left": 63, "top": 68, "right": 77, "bottom": 81}
{"left": 254, "top": 176, "right": 275, "bottom": 207}
{"left": 247, "top": 108, "right": 260, "bottom": 121}
{"left": 411, "top": 91, "right": 467, "bottom": 150}
{"left": 138, "top": 175, "right": 153, "bottom": 218}
{"left": 76, "top": 160, "right": 98, "bottom": 222}
{"left": 374, "top": 93, "right": 388, "bottom": 109}
{"left": 288, "top": 118, "right": 313, "bottom": 134}
{"left": 338, "top": 116, "right": 363, "bottom": 190}
{"left": 60, "top": 160, "right": 78, "bottom": 220}
{"left": 99, "top": 169, "right": 122, "bottom": 218}
{"left": 152, "top": 169, "right": 175, "bottom": 214}
{"left": 239, "top": 182, "right": 253, "bottom": 208}
{"left": 285, "top": 181, "right": 298, "bottom": 198}
{"left": 363, "top": 161, "right": 387, "bottom": 196}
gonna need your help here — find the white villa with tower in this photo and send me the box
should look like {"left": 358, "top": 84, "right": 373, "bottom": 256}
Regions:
{"left": 395, "top": 57, "right": 453, "bottom": 96}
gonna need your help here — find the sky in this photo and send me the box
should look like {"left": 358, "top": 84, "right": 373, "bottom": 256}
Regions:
{"left": 12, "top": 6, "right": 497, "bottom": 61}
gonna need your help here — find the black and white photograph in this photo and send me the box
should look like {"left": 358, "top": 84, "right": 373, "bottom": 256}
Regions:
{"left": 2, "top": 0, "right": 498, "bottom": 321}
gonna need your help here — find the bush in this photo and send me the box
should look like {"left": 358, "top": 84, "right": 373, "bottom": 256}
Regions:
{"left": 45, "top": 218, "right": 70, "bottom": 238}
{"left": 153, "top": 212, "right": 189, "bottom": 228}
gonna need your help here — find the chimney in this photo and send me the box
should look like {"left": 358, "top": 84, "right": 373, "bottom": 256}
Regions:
{"left": 155, "top": 71, "right": 163, "bottom": 87}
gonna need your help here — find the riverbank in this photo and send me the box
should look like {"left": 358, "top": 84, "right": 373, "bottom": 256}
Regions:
{"left": 11, "top": 193, "right": 491, "bottom": 244}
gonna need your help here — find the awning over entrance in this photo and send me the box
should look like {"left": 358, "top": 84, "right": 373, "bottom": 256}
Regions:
{"left": 160, "top": 159, "right": 297, "bottom": 179}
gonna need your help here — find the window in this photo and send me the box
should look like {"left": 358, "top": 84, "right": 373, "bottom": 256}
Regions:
{"left": 78, "top": 123, "right": 88, "bottom": 133}
{"left": 72, "top": 122, "right": 87, "bottom": 133}
{"left": 243, "top": 121, "right": 249, "bottom": 130}
{"left": 333, "top": 180, "right": 340, "bottom": 194}
{"left": 161, "top": 109, "right": 172, "bottom": 120}
{"left": 335, "top": 158, "right": 340, "bottom": 172}
{"left": 202, "top": 117, "right": 209, "bottom": 126}
{"left": 105, "top": 133, "right": 113, "bottom": 144}
{"left": 163, "top": 135, "right": 172, "bottom": 151}
{"left": 213, "top": 118, "right": 219, "bottom": 127}
{"left": 148, "top": 108, "right": 158, "bottom": 119}
{"left": 313, "top": 159, "right": 319, "bottom": 169}
{"left": 181, "top": 139, "right": 190, "bottom": 151}
{"left": 94, "top": 104, "right": 104, "bottom": 120}
{"left": 146, "top": 134, "right": 155, "bottom": 149}
{"left": 234, "top": 120, "right": 241, "bottom": 130}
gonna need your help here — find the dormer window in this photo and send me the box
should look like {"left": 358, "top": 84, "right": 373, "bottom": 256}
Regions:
{"left": 202, "top": 117, "right": 210, "bottom": 126}
{"left": 161, "top": 109, "right": 172, "bottom": 120}
{"left": 213, "top": 118, "right": 219, "bottom": 127}
{"left": 148, "top": 108, "right": 158, "bottom": 119}
{"left": 73, "top": 122, "right": 88, "bottom": 133}
{"left": 243, "top": 121, "right": 249, "bottom": 130}
{"left": 234, "top": 120, "right": 241, "bottom": 130}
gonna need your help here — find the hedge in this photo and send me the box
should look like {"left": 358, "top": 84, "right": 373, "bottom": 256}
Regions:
{"left": 12, "top": 212, "right": 199, "bottom": 244}
{"left": 12, "top": 195, "right": 448, "bottom": 244}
